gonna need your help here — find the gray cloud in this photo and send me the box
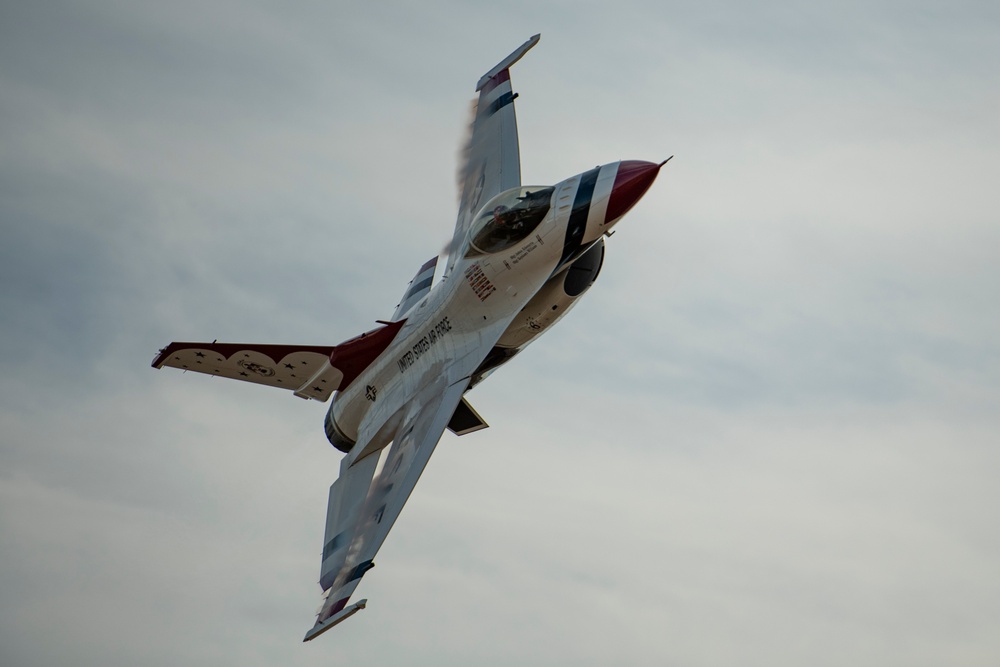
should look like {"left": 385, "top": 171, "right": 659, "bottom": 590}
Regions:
{"left": 2, "top": 1, "right": 999, "bottom": 665}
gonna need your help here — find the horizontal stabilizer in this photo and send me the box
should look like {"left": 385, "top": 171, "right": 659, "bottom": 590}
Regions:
{"left": 303, "top": 599, "right": 367, "bottom": 642}
{"left": 152, "top": 342, "right": 340, "bottom": 400}
{"left": 447, "top": 397, "right": 488, "bottom": 435}
{"left": 152, "top": 320, "right": 406, "bottom": 401}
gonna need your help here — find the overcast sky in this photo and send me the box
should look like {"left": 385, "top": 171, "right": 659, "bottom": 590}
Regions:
{"left": 2, "top": 1, "right": 999, "bottom": 665}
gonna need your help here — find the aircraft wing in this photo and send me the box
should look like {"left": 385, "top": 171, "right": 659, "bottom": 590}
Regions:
{"left": 447, "top": 34, "right": 540, "bottom": 275}
{"left": 304, "top": 375, "right": 471, "bottom": 641}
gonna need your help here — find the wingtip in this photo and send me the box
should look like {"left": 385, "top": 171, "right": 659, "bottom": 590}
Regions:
{"left": 475, "top": 34, "right": 544, "bottom": 91}
{"left": 302, "top": 599, "right": 369, "bottom": 642}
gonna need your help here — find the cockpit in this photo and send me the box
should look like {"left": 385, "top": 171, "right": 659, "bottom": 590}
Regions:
{"left": 467, "top": 186, "right": 555, "bottom": 255}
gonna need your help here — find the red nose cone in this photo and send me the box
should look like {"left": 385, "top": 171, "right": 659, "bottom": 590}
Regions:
{"left": 606, "top": 160, "right": 662, "bottom": 222}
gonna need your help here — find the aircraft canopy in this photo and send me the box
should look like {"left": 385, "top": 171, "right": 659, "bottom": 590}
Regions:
{"left": 468, "top": 186, "right": 554, "bottom": 255}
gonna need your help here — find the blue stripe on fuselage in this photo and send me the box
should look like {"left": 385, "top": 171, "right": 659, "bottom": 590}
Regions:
{"left": 559, "top": 167, "right": 600, "bottom": 268}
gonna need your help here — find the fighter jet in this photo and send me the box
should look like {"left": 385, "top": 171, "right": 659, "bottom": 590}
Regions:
{"left": 152, "top": 34, "right": 667, "bottom": 641}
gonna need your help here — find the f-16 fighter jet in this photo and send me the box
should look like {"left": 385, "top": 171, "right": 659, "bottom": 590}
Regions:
{"left": 152, "top": 34, "right": 667, "bottom": 641}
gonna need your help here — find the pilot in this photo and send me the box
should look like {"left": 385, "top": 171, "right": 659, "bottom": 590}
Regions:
{"left": 492, "top": 204, "right": 510, "bottom": 226}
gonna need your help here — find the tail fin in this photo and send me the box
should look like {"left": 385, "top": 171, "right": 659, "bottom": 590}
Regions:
{"left": 390, "top": 256, "right": 437, "bottom": 321}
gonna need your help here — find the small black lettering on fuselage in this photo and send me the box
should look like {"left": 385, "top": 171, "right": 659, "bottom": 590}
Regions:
{"left": 397, "top": 316, "right": 453, "bottom": 373}
{"left": 509, "top": 240, "right": 538, "bottom": 266}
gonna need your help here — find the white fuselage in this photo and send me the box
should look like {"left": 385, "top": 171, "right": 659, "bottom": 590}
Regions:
{"left": 326, "top": 161, "right": 635, "bottom": 449}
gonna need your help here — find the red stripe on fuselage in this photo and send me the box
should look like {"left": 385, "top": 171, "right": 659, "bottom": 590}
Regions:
{"left": 329, "top": 320, "right": 407, "bottom": 390}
